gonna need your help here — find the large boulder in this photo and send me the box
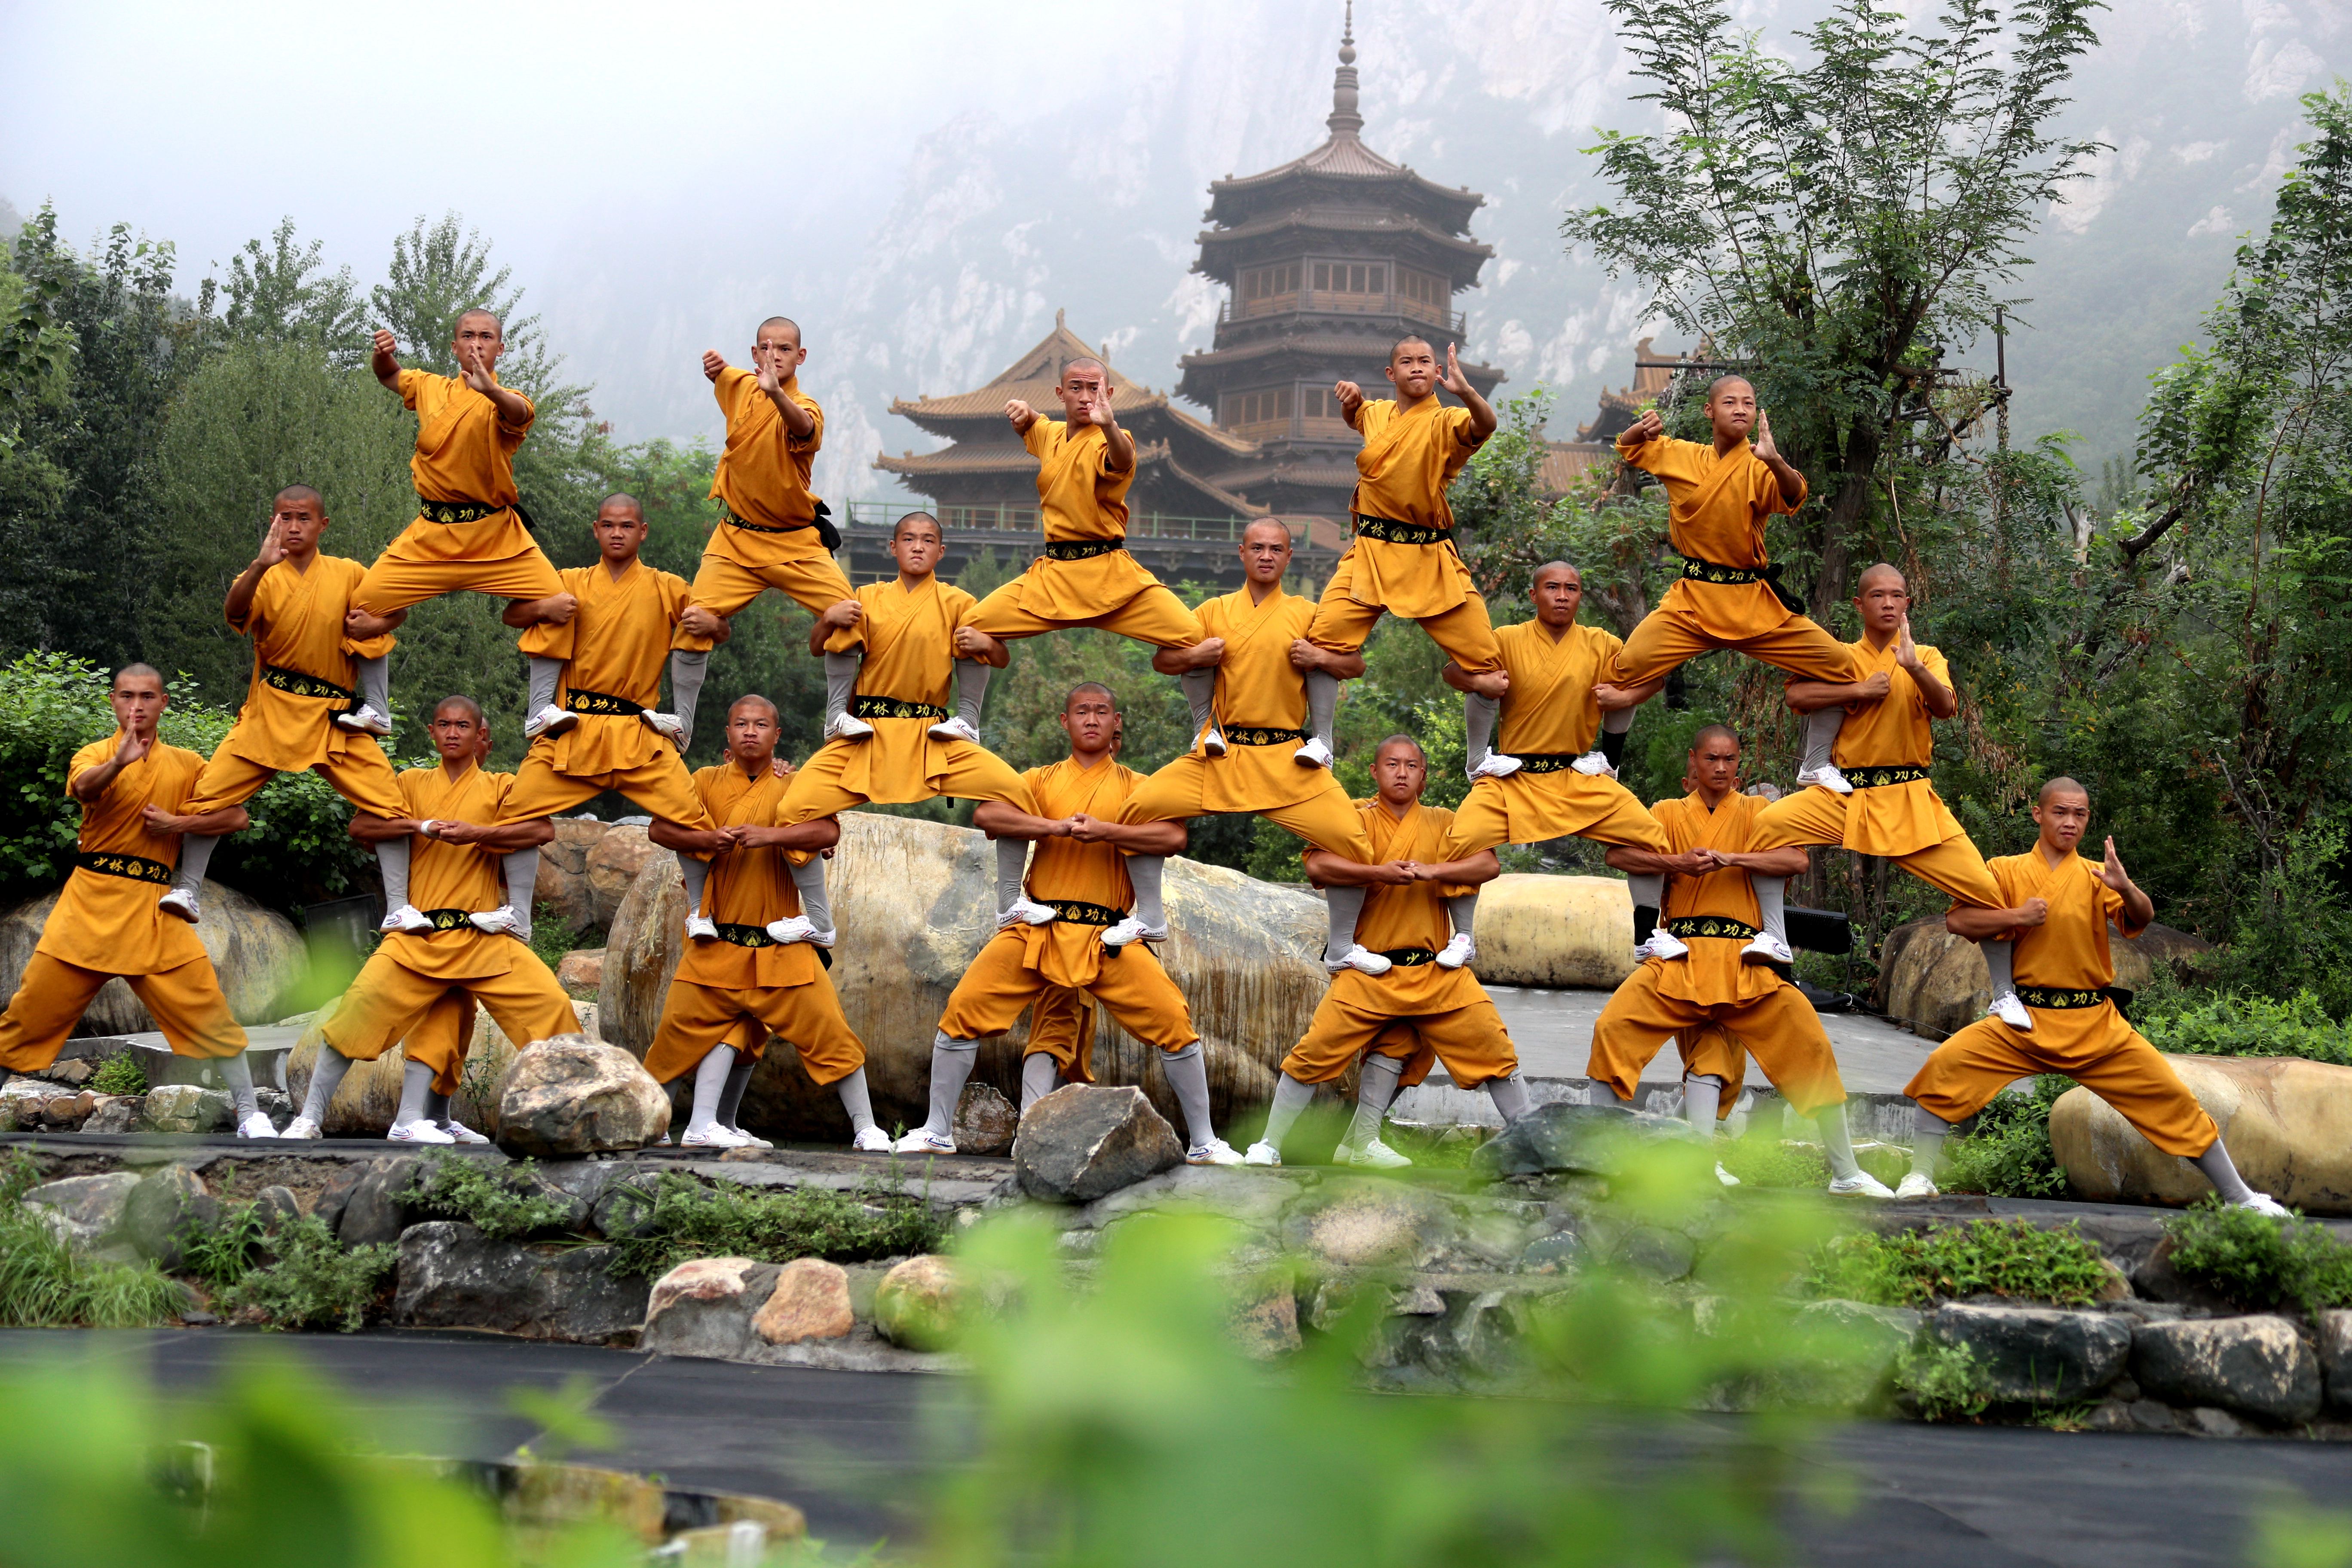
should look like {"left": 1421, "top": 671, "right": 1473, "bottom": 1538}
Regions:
{"left": 532, "top": 818, "right": 615, "bottom": 934}
{"left": 141, "top": 1084, "right": 231, "bottom": 1134}
{"left": 1470, "top": 875, "right": 1636, "bottom": 989}
{"left": 122, "top": 1164, "right": 217, "bottom": 1270}
{"left": 1013, "top": 1084, "right": 1185, "bottom": 1202}
{"left": 2320, "top": 1310, "right": 2352, "bottom": 1413}
{"left": 392, "top": 1221, "right": 648, "bottom": 1344}
{"left": 2131, "top": 1315, "right": 2321, "bottom": 1424}
{"left": 1927, "top": 1304, "right": 2131, "bottom": 1403}
{"left": 0, "top": 880, "right": 303, "bottom": 1032}
{"left": 1469, "top": 1102, "right": 1684, "bottom": 1179}
{"left": 1874, "top": 919, "right": 2211, "bottom": 1041}
{"left": 21, "top": 1172, "right": 141, "bottom": 1248}
{"left": 2049, "top": 1054, "right": 2352, "bottom": 1215}
{"left": 286, "top": 999, "right": 598, "bottom": 1139}
{"left": 337, "top": 1157, "right": 422, "bottom": 1248}
{"left": 640, "top": 1257, "right": 768, "bottom": 1360}
{"left": 496, "top": 1036, "right": 669, "bottom": 1158}
{"left": 599, "top": 815, "right": 1330, "bottom": 1136}
{"left": 872, "top": 1255, "right": 964, "bottom": 1351}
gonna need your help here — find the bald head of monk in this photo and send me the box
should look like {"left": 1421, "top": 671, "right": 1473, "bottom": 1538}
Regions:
{"left": 592, "top": 493, "right": 649, "bottom": 570}
{"left": 726, "top": 693, "right": 781, "bottom": 772}
{"left": 428, "top": 695, "right": 484, "bottom": 769}
{"left": 1060, "top": 680, "right": 1118, "bottom": 760}
{"left": 1530, "top": 559, "right": 1585, "bottom": 628}
{"left": 1055, "top": 356, "right": 1112, "bottom": 426}
{"left": 109, "top": 663, "right": 168, "bottom": 740}
{"left": 2031, "top": 775, "right": 2093, "bottom": 856}
{"left": 887, "top": 510, "right": 945, "bottom": 584}
{"left": 1705, "top": 375, "right": 1759, "bottom": 446}
{"left": 1237, "top": 518, "right": 1293, "bottom": 589}
{"left": 1372, "top": 733, "right": 1429, "bottom": 809}
{"left": 451, "top": 309, "right": 503, "bottom": 379}
{"left": 1853, "top": 562, "right": 1913, "bottom": 639}
{"left": 1687, "top": 722, "right": 1743, "bottom": 802}
{"left": 267, "top": 484, "right": 330, "bottom": 563}
{"left": 753, "top": 317, "right": 807, "bottom": 382}
{"left": 1385, "top": 335, "right": 1440, "bottom": 401}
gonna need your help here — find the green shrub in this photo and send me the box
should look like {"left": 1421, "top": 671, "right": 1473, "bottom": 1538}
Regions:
{"left": 1937, "top": 1076, "right": 2072, "bottom": 1198}
{"left": 401, "top": 1150, "right": 580, "bottom": 1240}
{"left": 1805, "top": 1219, "right": 2110, "bottom": 1308}
{"left": 88, "top": 1053, "right": 147, "bottom": 1097}
{"left": 604, "top": 1171, "right": 946, "bottom": 1280}
{"left": 2138, "top": 988, "right": 2352, "bottom": 1066}
{"left": 1713, "top": 1136, "right": 1908, "bottom": 1191}
{"left": 2164, "top": 1197, "right": 2352, "bottom": 1317}
{"left": 178, "top": 1199, "right": 273, "bottom": 1292}
{"left": 1896, "top": 1341, "right": 1994, "bottom": 1421}
{"left": 0, "top": 1154, "right": 186, "bottom": 1327}
{"left": 214, "top": 1215, "right": 393, "bottom": 1332}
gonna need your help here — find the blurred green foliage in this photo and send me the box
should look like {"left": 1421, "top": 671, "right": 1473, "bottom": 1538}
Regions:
{"left": 2164, "top": 1197, "right": 2352, "bottom": 1318}
{"left": 0, "top": 1153, "right": 186, "bottom": 1328}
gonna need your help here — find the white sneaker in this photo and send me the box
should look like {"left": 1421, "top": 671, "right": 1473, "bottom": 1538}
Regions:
{"left": 1186, "top": 1138, "right": 1247, "bottom": 1166}
{"left": 764, "top": 915, "right": 834, "bottom": 946}
{"left": 334, "top": 703, "right": 395, "bottom": 736}
{"left": 1715, "top": 1162, "right": 1742, "bottom": 1187}
{"left": 1570, "top": 749, "right": 1616, "bottom": 777}
{"left": 1101, "top": 916, "right": 1167, "bottom": 949}
{"left": 825, "top": 710, "right": 875, "bottom": 741}
{"left": 1990, "top": 991, "right": 2035, "bottom": 1031}
{"left": 1243, "top": 1139, "right": 1282, "bottom": 1167}
{"left": 852, "top": 1126, "right": 893, "bottom": 1152}
{"left": 1434, "top": 932, "right": 1476, "bottom": 970}
{"left": 1895, "top": 1171, "right": 1939, "bottom": 1200}
{"left": 388, "top": 1119, "right": 454, "bottom": 1144}
{"left": 469, "top": 905, "right": 521, "bottom": 935}
{"left": 1335, "top": 1137, "right": 1413, "bottom": 1169}
{"left": 1293, "top": 735, "right": 1334, "bottom": 769}
{"left": 894, "top": 1128, "right": 955, "bottom": 1155}
{"left": 279, "top": 1116, "right": 321, "bottom": 1140}
{"left": 2236, "top": 1191, "right": 2292, "bottom": 1219}
{"left": 157, "top": 888, "right": 201, "bottom": 924}
{"left": 1741, "top": 931, "right": 1794, "bottom": 965}
{"left": 524, "top": 704, "right": 577, "bottom": 741}
{"left": 1639, "top": 928, "right": 1690, "bottom": 961}
{"left": 442, "top": 1119, "right": 491, "bottom": 1145}
{"left": 1796, "top": 764, "right": 1854, "bottom": 796}
{"left": 236, "top": 1112, "right": 278, "bottom": 1139}
{"left": 685, "top": 913, "right": 719, "bottom": 941}
{"left": 928, "top": 715, "right": 980, "bottom": 743}
{"left": 381, "top": 904, "right": 433, "bottom": 934}
{"left": 680, "top": 1124, "right": 750, "bottom": 1149}
{"left": 1828, "top": 1171, "right": 1896, "bottom": 1198}
{"left": 1468, "top": 750, "right": 1523, "bottom": 780}
{"left": 640, "top": 710, "right": 688, "bottom": 747}
{"left": 1200, "top": 725, "right": 1227, "bottom": 758}
{"left": 1326, "top": 944, "right": 1392, "bottom": 976}
{"left": 1000, "top": 897, "right": 1058, "bottom": 927}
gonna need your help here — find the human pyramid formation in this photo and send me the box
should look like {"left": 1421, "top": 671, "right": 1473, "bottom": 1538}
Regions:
{"left": 0, "top": 308, "right": 2291, "bottom": 1213}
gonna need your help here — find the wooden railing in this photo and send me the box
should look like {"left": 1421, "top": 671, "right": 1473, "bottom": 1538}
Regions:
{"left": 1219, "top": 291, "right": 1464, "bottom": 336}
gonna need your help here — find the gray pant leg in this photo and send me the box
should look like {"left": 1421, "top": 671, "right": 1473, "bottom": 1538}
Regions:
{"left": 300, "top": 1050, "right": 354, "bottom": 1127}
{"left": 215, "top": 1051, "right": 259, "bottom": 1123}
{"left": 1179, "top": 668, "right": 1216, "bottom": 740}
{"left": 378, "top": 839, "right": 412, "bottom": 911}
{"left": 502, "top": 846, "right": 539, "bottom": 937}
{"left": 833, "top": 1066, "right": 876, "bottom": 1137}
{"left": 824, "top": 652, "right": 861, "bottom": 725}
{"left": 719, "top": 1051, "right": 757, "bottom": 1131}
{"left": 1019, "top": 1051, "right": 1061, "bottom": 1111}
{"left": 924, "top": 1032, "right": 980, "bottom": 1139}
{"left": 1261, "top": 1072, "right": 1315, "bottom": 1150}
{"left": 1126, "top": 853, "right": 1165, "bottom": 931}
{"left": 1464, "top": 690, "right": 1501, "bottom": 772}
{"left": 1305, "top": 670, "right": 1338, "bottom": 750}
{"left": 1683, "top": 1072, "right": 1724, "bottom": 1134}
{"left": 354, "top": 654, "right": 391, "bottom": 718}
{"left": 789, "top": 856, "right": 833, "bottom": 937}
{"left": 174, "top": 834, "right": 220, "bottom": 898}
{"left": 1801, "top": 706, "right": 1844, "bottom": 776}
{"left": 681, "top": 854, "right": 710, "bottom": 917}
{"left": 396, "top": 1059, "right": 434, "bottom": 1127}
{"left": 955, "top": 659, "right": 992, "bottom": 730}
{"left": 1752, "top": 877, "right": 1786, "bottom": 946}
{"left": 1984, "top": 938, "right": 2016, "bottom": 997}
{"left": 996, "top": 837, "right": 1029, "bottom": 913}
{"left": 1486, "top": 1072, "right": 1531, "bottom": 1124}
{"left": 667, "top": 649, "right": 710, "bottom": 740}
{"left": 1345, "top": 1053, "right": 1404, "bottom": 1148}
{"left": 1445, "top": 892, "right": 1478, "bottom": 945}
{"left": 1909, "top": 1103, "right": 1954, "bottom": 1179}
{"left": 1324, "top": 884, "right": 1366, "bottom": 963}
{"left": 1161, "top": 1040, "right": 1215, "bottom": 1150}
{"left": 527, "top": 657, "right": 563, "bottom": 717}
{"left": 686, "top": 1044, "right": 737, "bottom": 1136}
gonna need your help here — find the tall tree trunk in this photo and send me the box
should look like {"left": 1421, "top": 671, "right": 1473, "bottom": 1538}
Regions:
{"left": 1813, "top": 415, "right": 1888, "bottom": 611}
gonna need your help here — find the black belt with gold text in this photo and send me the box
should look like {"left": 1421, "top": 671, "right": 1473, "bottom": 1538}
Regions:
{"left": 263, "top": 665, "right": 355, "bottom": 704}
{"left": 1044, "top": 539, "right": 1124, "bottom": 562}
{"left": 714, "top": 922, "right": 831, "bottom": 968}
{"left": 1041, "top": 899, "right": 1124, "bottom": 927}
{"left": 1226, "top": 726, "right": 1305, "bottom": 746}
{"left": 726, "top": 500, "right": 839, "bottom": 550}
{"left": 75, "top": 852, "right": 172, "bottom": 886}
{"left": 2016, "top": 986, "right": 2113, "bottom": 1011}
{"left": 417, "top": 908, "right": 475, "bottom": 932}
{"left": 1678, "top": 554, "right": 1805, "bottom": 614}
{"left": 563, "top": 688, "right": 643, "bottom": 717}
{"left": 1664, "top": 915, "right": 1760, "bottom": 941}
{"left": 1377, "top": 946, "right": 1439, "bottom": 967}
{"left": 1513, "top": 753, "right": 1588, "bottom": 775}
{"left": 1352, "top": 514, "right": 1451, "bottom": 546}
{"left": 418, "top": 496, "right": 538, "bottom": 533}
{"left": 1846, "top": 765, "right": 1932, "bottom": 789}
{"left": 853, "top": 695, "right": 949, "bottom": 721}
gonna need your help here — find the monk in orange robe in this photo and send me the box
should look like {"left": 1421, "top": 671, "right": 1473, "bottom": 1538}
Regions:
{"left": 0, "top": 665, "right": 273, "bottom": 1136}
{"left": 899, "top": 683, "right": 1244, "bottom": 1166}
{"left": 1248, "top": 735, "right": 1527, "bottom": 1170}
{"left": 1899, "top": 779, "right": 2288, "bottom": 1213}
{"left": 645, "top": 695, "right": 886, "bottom": 1152}
{"left": 287, "top": 695, "right": 572, "bottom": 1144}
{"left": 1608, "top": 379, "right": 1859, "bottom": 690}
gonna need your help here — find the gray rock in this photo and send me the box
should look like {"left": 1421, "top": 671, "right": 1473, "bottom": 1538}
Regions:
{"left": 954, "top": 1082, "right": 1019, "bottom": 1157}
{"left": 1929, "top": 1304, "right": 2133, "bottom": 1404}
{"left": 589, "top": 1169, "right": 668, "bottom": 1239}
{"left": 143, "top": 1084, "right": 231, "bottom": 1134}
{"left": 1789, "top": 1299, "right": 1923, "bottom": 1409}
{"left": 337, "top": 1158, "right": 421, "bottom": 1249}
{"left": 1013, "top": 1085, "right": 1184, "bottom": 1203}
{"left": 2318, "top": 1310, "right": 2352, "bottom": 1413}
{"left": 1468, "top": 1102, "right": 1682, "bottom": 1178}
{"left": 2128, "top": 1399, "right": 2180, "bottom": 1432}
{"left": 2133, "top": 1234, "right": 2239, "bottom": 1311}
{"left": 122, "top": 1164, "right": 216, "bottom": 1269}
{"left": 2190, "top": 1406, "right": 2251, "bottom": 1438}
{"left": 1519, "top": 1231, "right": 1583, "bottom": 1274}
{"left": 534, "top": 1158, "right": 618, "bottom": 1218}
{"left": 1227, "top": 1281, "right": 1302, "bottom": 1360}
{"left": 308, "top": 1164, "right": 366, "bottom": 1234}
{"left": 81, "top": 1095, "right": 141, "bottom": 1134}
{"left": 496, "top": 1037, "right": 670, "bottom": 1158}
{"left": 2132, "top": 1315, "right": 2321, "bottom": 1424}
{"left": 1283, "top": 1180, "right": 1459, "bottom": 1271}
{"left": 391, "top": 1221, "right": 649, "bottom": 1344}
{"left": 253, "top": 1185, "right": 302, "bottom": 1228}
{"left": 21, "top": 1172, "right": 141, "bottom": 1246}
{"left": 637, "top": 1257, "right": 775, "bottom": 1361}
{"left": 1619, "top": 1225, "right": 1698, "bottom": 1281}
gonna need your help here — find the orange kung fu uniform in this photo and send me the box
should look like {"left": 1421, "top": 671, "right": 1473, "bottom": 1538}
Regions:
{"left": 680, "top": 368, "right": 856, "bottom": 653}
{"left": 1446, "top": 619, "right": 1672, "bottom": 857}
{"left": 0, "top": 738, "right": 248, "bottom": 1071}
{"left": 503, "top": 561, "right": 715, "bottom": 830}
{"left": 1281, "top": 799, "right": 1519, "bottom": 1090}
{"left": 1306, "top": 397, "right": 1503, "bottom": 672}
{"left": 777, "top": 576, "right": 1030, "bottom": 822}
{"left": 643, "top": 763, "right": 868, "bottom": 1087}
{"left": 181, "top": 554, "right": 404, "bottom": 819}
{"left": 937, "top": 757, "right": 1199, "bottom": 1075}
{"left": 321, "top": 764, "right": 575, "bottom": 1071}
{"left": 1608, "top": 430, "right": 1856, "bottom": 686}
{"left": 1120, "top": 584, "right": 1372, "bottom": 858}
{"left": 1585, "top": 791, "right": 1845, "bottom": 1114}
{"left": 1905, "top": 853, "right": 2217, "bottom": 1155}
{"left": 1752, "top": 637, "right": 2000, "bottom": 908}
{"left": 965, "top": 419, "right": 1204, "bottom": 649}
{"left": 354, "top": 368, "right": 564, "bottom": 617}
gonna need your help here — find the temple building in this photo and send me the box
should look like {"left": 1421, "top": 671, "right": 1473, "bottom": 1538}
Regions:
{"left": 1537, "top": 338, "right": 1695, "bottom": 496}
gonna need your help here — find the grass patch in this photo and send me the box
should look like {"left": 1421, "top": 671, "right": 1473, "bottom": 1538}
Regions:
{"left": 1377, "top": 1121, "right": 1491, "bottom": 1169}
{"left": 1806, "top": 1218, "right": 2110, "bottom": 1308}
{"left": 2139, "top": 987, "right": 2352, "bottom": 1067}
{"left": 1895, "top": 1341, "right": 1994, "bottom": 1421}
{"left": 0, "top": 1154, "right": 186, "bottom": 1327}
{"left": 604, "top": 1171, "right": 946, "bottom": 1280}
{"left": 214, "top": 1214, "right": 394, "bottom": 1332}
{"left": 401, "top": 1150, "right": 579, "bottom": 1240}
{"left": 1713, "top": 1137, "right": 1908, "bottom": 1190}
{"left": 2164, "top": 1197, "right": 2352, "bottom": 1317}
{"left": 89, "top": 1054, "right": 147, "bottom": 1097}
{"left": 526, "top": 903, "right": 599, "bottom": 978}
{"left": 179, "top": 1200, "right": 273, "bottom": 1291}
{"left": 1937, "top": 1076, "right": 2071, "bottom": 1199}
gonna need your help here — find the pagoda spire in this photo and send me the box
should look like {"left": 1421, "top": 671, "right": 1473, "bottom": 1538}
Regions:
{"left": 1326, "top": 2, "right": 1363, "bottom": 140}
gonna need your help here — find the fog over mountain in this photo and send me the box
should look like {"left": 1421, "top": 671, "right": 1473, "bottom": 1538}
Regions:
{"left": 4, "top": 0, "right": 2342, "bottom": 499}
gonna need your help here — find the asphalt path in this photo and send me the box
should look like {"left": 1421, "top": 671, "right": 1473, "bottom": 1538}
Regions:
{"left": 2, "top": 1328, "right": 2344, "bottom": 1564}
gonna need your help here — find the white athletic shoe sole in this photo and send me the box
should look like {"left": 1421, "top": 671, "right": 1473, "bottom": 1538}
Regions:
{"left": 1434, "top": 934, "right": 1475, "bottom": 970}
{"left": 1242, "top": 1139, "right": 1282, "bottom": 1167}
{"left": 469, "top": 905, "right": 521, "bottom": 935}
{"left": 765, "top": 916, "right": 835, "bottom": 946}
{"left": 1741, "top": 932, "right": 1795, "bottom": 965}
{"left": 388, "top": 1120, "right": 454, "bottom": 1144}
{"left": 1293, "top": 736, "right": 1334, "bottom": 769}
{"left": 685, "top": 914, "right": 719, "bottom": 941}
{"left": 157, "top": 889, "right": 201, "bottom": 924}
{"left": 640, "top": 710, "right": 689, "bottom": 747}
{"left": 524, "top": 705, "right": 578, "bottom": 741}
{"left": 1570, "top": 750, "right": 1616, "bottom": 778}
{"left": 1186, "top": 1138, "right": 1246, "bottom": 1166}
{"left": 1335, "top": 1137, "right": 1413, "bottom": 1170}
{"left": 442, "top": 1120, "right": 492, "bottom": 1145}
{"left": 381, "top": 904, "right": 434, "bottom": 935}
{"left": 1894, "top": 1172, "right": 1939, "bottom": 1200}
{"left": 1101, "top": 917, "right": 1167, "bottom": 949}
{"left": 279, "top": 1116, "right": 322, "bottom": 1141}
{"left": 1000, "top": 897, "right": 1058, "bottom": 928}
{"left": 1989, "top": 992, "right": 2035, "bottom": 1031}
{"left": 893, "top": 1130, "right": 956, "bottom": 1155}
{"left": 334, "top": 704, "right": 395, "bottom": 736}
{"left": 1468, "top": 751, "right": 1523, "bottom": 780}
{"left": 1639, "top": 930, "right": 1690, "bottom": 962}
{"left": 236, "top": 1112, "right": 278, "bottom": 1139}
{"left": 1200, "top": 727, "right": 1227, "bottom": 757}
{"left": 730, "top": 1130, "right": 775, "bottom": 1150}
{"left": 1828, "top": 1171, "right": 1896, "bottom": 1198}
{"left": 928, "top": 716, "right": 981, "bottom": 743}
{"left": 1326, "top": 945, "right": 1392, "bottom": 976}
{"left": 1715, "top": 1162, "right": 1742, "bottom": 1187}
{"left": 2236, "top": 1192, "right": 2293, "bottom": 1219}
{"left": 680, "top": 1126, "right": 750, "bottom": 1149}
{"left": 851, "top": 1126, "right": 893, "bottom": 1153}
{"left": 1797, "top": 765, "right": 1854, "bottom": 796}
{"left": 825, "top": 713, "right": 876, "bottom": 741}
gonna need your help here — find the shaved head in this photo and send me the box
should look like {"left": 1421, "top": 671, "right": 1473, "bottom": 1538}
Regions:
{"left": 599, "top": 492, "right": 645, "bottom": 521}
{"left": 1706, "top": 375, "right": 1753, "bottom": 403}
{"left": 1065, "top": 680, "right": 1115, "bottom": 713}
{"left": 1375, "top": 733, "right": 1425, "bottom": 764}
{"left": 1060, "top": 356, "right": 1106, "bottom": 384}
{"left": 454, "top": 308, "right": 502, "bottom": 338}
{"left": 112, "top": 662, "right": 163, "bottom": 692}
{"left": 1857, "top": 562, "right": 1907, "bottom": 594}
{"left": 1390, "top": 335, "right": 1433, "bottom": 365}
{"left": 2039, "top": 775, "right": 2089, "bottom": 807}
{"left": 1531, "top": 559, "right": 1581, "bottom": 588}
{"left": 274, "top": 483, "right": 324, "bottom": 510}
{"left": 729, "top": 693, "right": 780, "bottom": 723}
{"left": 757, "top": 315, "right": 801, "bottom": 348}
{"left": 1690, "top": 723, "right": 1740, "bottom": 753}
{"left": 435, "top": 694, "right": 483, "bottom": 724}
{"left": 893, "top": 511, "right": 942, "bottom": 542}
{"left": 1241, "top": 518, "right": 1292, "bottom": 547}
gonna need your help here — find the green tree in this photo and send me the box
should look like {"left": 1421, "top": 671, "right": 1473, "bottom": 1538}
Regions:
{"left": 197, "top": 216, "right": 369, "bottom": 367}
